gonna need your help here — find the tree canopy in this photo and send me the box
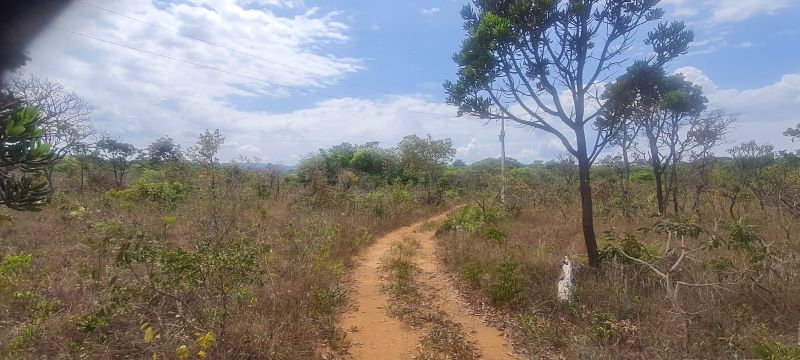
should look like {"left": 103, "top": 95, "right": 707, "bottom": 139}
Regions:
{"left": 444, "top": 0, "right": 693, "bottom": 267}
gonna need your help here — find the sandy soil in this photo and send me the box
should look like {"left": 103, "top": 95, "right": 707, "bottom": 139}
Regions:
{"left": 339, "top": 211, "right": 520, "bottom": 359}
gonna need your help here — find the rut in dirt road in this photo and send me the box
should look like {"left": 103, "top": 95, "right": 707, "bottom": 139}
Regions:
{"left": 339, "top": 211, "right": 520, "bottom": 359}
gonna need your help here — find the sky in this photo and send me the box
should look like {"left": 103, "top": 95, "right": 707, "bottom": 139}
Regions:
{"left": 12, "top": 0, "right": 800, "bottom": 164}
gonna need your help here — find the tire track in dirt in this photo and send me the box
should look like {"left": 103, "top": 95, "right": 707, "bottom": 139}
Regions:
{"left": 340, "top": 211, "right": 520, "bottom": 359}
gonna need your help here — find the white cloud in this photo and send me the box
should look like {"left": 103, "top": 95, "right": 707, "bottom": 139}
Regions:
{"left": 676, "top": 67, "right": 800, "bottom": 150}
{"left": 662, "top": 0, "right": 793, "bottom": 24}
{"left": 16, "top": 0, "right": 372, "bottom": 161}
{"left": 421, "top": 7, "right": 441, "bottom": 16}
{"left": 709, "top": 0, "right": 792, "bottom": 23}
{"left": 457, "top": 138, "right": 484, "bottom": 158}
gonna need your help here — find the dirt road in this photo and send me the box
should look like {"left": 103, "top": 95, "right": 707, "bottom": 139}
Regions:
{"left": 339, "top": 211, "right": 520, "bottom": 359}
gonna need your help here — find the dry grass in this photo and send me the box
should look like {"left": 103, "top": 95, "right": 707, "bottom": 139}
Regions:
{"left": 435, "top": 195, "right": 800, "bottom": 359}
{"left": 0, "top": 168, "right": 444, "bottom": 359}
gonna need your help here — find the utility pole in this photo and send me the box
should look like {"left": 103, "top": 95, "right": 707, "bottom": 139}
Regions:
{"left": 500, "top": 118, "right": 506, "bottom": 205}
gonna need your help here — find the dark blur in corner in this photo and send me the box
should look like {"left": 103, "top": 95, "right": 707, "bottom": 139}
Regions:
{"left": 0, "top": 0, "right": 74, "bottom": 75}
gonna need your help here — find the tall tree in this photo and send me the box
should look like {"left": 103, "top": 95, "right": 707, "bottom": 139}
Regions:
{"left": 1, "top": 94, "right": 54, "bottom": 211}
{"left": 96, "top": 137, "right": 137, "bottom": 187}
{"left": 684, "top": 110, "right": 735, "bottom": 216}
{"left": 785, "top": 123, "right": 800, "bottom": 144}
{"left": 728, "top": 140, "right": 776, "bottom": 210}
{"left": 188, "top": 129, "right": 225, "bottom": 190}
{"left": 600, "top": 67, "right": 644, "bottom": 218}
{"left": 602, "top": 61, "right": 708, "bottom": 215}
{"left": 146, "top": 135, "right": 183, "bottom": 166}
{"left": 445, "top": 0, "right": 692, "bottom": 267}
{"left": 398, "top": 134, "right": 455, "bottom": 204}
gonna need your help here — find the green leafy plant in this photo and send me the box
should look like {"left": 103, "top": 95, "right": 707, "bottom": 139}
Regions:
{"left": 0, "top": 252, "right": 32, "bottom": 276}
{"left": 1, "top": 103, "right": 54, "bottom": 211}
{"left": 459, "top": 261, "right": 483, "bottom": 288}
{"left": 487, "top": 260, "right": 520, "bottom": 304}
{"left": 753, "top": 339, "right": 800, "bottom": 360}
{"left": 483, "top": 227, "right": 508, "bottom": 245}
{"left": 438, "top": 203, "right": 503, "bottom": 234}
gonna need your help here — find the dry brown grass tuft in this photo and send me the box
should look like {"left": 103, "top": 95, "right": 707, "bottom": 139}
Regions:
{"left": 435, "top": 196, "right": 800, "bottom": 359}
{"left": 0, "top": 168, "right": 446, "bottom": 359}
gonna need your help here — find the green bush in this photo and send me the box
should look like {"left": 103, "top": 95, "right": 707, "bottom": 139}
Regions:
{"left": 459, "top": 261, "right": 483, "bottom": 287}
{"left": 438, "top": 203, "right": 503, "bottom": 234}
{"left": 630, "top": 169, "right": 654, "bottom": 182}
{"left": 599, "top": 232, "right": 654, "bottom": 264}
{"left": 483, "top": 227, "right": 508, "bottom": 245}
{"left": 0, "top": 252, "right": 31, "bottom": 276}
{"left": 487, "top": 260, "right": 520, "bottom": 304}
{"left": 587, "top": 310, "right": 617, "bottom": 340}
{"left": 102, "top": 170, "right": 190, "bottom": 209}
{"left": 753, "top": 339, "right": 800, "bottom": 360}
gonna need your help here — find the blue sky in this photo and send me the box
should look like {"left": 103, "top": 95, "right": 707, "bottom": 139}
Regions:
{"left": 13, "top": 0, "right": 800, "bottom": 164}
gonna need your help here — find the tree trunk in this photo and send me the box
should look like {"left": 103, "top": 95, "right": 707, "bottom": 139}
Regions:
{"left": 577, "top": 141, "right": 600, "bottom": 269}
{"left": 670, "top": 154, "right": 679, "bottom": 214}
{"left": 79, "top": 160, "right": 85, "bottom": 194}
{"left": 275, "top": 173, "right": 280, "bottom": 199}
{"left": 500, "top": 118, "right": 506, "bottom": 205}
{"left": 621, "top": 133, "right": 631, "bottom": 218}
{"left": 648, "top": 137, "right": 665, "bottom": 215}
{"left": 693, "top": 185, "right": 704, "bottom": 217}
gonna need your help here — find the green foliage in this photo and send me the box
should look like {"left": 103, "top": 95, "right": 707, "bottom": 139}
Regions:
{"left": 648, "top": 215, "right": 705, "bottom": 239}
{"left": 77, "top": 308, "right": 111, "bottom": 334}
{"left": 0, "top": 100, "right": 54, "bottom": 211}
{"left": 438, "top": 203, "right": 503, "bottom": 234}
{"left": 349, "top": 146, "right": 395, "bottom": 175}
{"left": 95, "top": 138, "right": 137, "bottom": 182}
{"left": 705, "top": 257, "right": 734, "bottom": 273}
{"left": 753, "top": 339, "right": 800, "bottom": 360}
{"left": 0, "top": 252, "right": 32, "bottom": 276}
{"left": 630, "top": 169, "right": 654, "bottom": 182}
{"left": 90, "top": 219, "right": 265, "bottom": 333}
{"left": 599, "top": 232, "right": 654, "bottom": 264}
{"left": 145, "top": 135, "right": 183, "bottom": 166}
{"left": 4, "top": 323, "right": 38, "bottom": 354}
{"left": 487, "top": 260, "right": 520, "bottom": 304}
{"left": 587, "top": 311, "right": 616, "bottom": 340}
{"left": 397, "top": 134, "right": 455, "bottom": 184}
{"left": 355, "top": 185, "right": 414, "bottom": 217}
{"left": 297, "top": 142, "right": 401, "bottom": 186}
{"left": 483, "top": 226, "right": 507, "bottom": 245}
{"left": 390, "top": 257, "right": 414, "bottom": 294}
{"left": 195, "top": 331, "right": 215, "bottom": 358}
{"left": 188, "top": 129, "right": 224, "bottom": 166}
{"left": 726, "top": 219, "right": 770, "bottom": 266}
{"left": 459, "top": 261, "right": 483, "bottom": 287}
{"left": 309, "top": 285, "right": 346, "bottom": 315}
{"left": 102, "top": 170, "right": 190, "bottom": 208}
{"left": 785, "top": 123, "right": 800, "bottom": 143}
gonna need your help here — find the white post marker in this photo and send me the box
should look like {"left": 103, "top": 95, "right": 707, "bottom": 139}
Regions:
{"left": 557, "top": 256, "right": 573, "bottom": 302}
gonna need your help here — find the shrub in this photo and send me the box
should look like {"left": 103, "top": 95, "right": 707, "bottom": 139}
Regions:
{"left": 599, "top": 232, "right": 654, "bottom": 264}
{"left": 438, "top": 203, "right": 503, "bottom": 234}
{"left": 102, "top": 170, "right": 190, "bottom": 209}
{"left": 0, "top": 252, "right": 31, "bottom": 276}
{"left": 483, "top": 227, "right": 508, "bottom": 245}
{"left": 587, "top": 310, "right": 616, "bottom": 340}
{"left": 752, "top": 339, "right": 800, "bottom": 360}
{"left": 487, "top": 260, "right": 520, "bottom": 304}
{"left": 459, "top": 261, "right": 483, "bottom": 288}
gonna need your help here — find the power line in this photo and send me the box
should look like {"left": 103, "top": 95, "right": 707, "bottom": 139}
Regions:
{"left": 76, "top": 0, "right": 395, "bottom": 95}
{"left": 53, "top": 25, "right": 457, "bottom": 119}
